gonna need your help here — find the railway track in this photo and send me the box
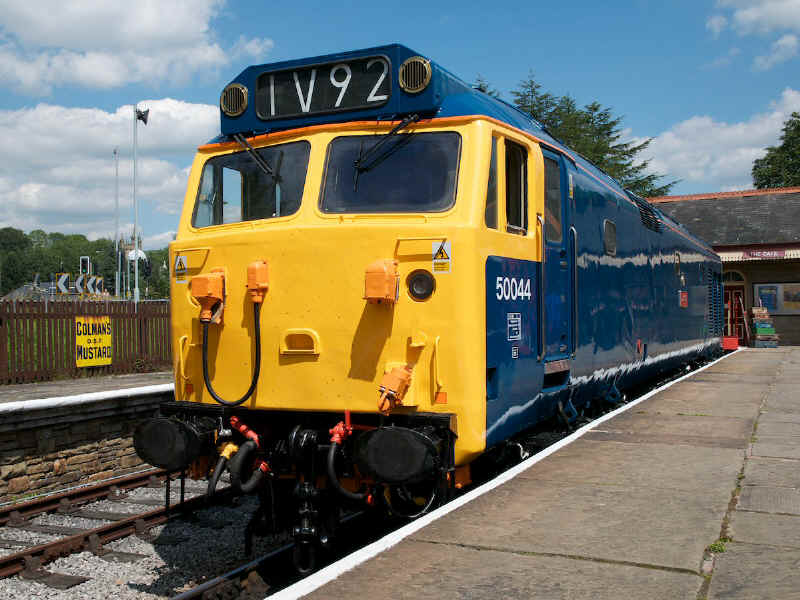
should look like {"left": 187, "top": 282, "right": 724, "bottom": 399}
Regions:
{"left": 0, "top": 470, "right": 230, "bottom": 588}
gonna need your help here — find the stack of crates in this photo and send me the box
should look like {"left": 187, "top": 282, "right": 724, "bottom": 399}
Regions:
{"left": 751, "top": 306, "right": 779, "bottom": 348}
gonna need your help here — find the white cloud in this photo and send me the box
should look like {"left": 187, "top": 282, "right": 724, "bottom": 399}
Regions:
{"left": 0, "top": 100, "right": 217, "bottom": 241}
{"left": 639, "top": 88, "right": 800, "bottom": 193}
{"left": 231, "top": 35, "right": 274, "bottom": 61}
{"left": 704, "top": 47, "right": 741, "bottom": 69}
{"left": 143, "top": 230, "right": 177, "bottom": 250}
{"left": 754, "top": 34, "right": 799, "bottom": 70}
{"left": 711, "top": 1, "right": 800, "bottom": 71}
{"left": 717, "top": 0, "right": 800, "bottom": 34}
{"left": 0, "top": 1, "right": 273, "bottom": 94}
{"left": 707, "top": 15, "right": 729, "bottom": 37}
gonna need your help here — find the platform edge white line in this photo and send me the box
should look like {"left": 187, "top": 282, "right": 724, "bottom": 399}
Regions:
{"left": 268, "top": 348, "right": 742, "bottom": 600}
{"left": 0, "top": 383, "right": 174, "bottom": 414}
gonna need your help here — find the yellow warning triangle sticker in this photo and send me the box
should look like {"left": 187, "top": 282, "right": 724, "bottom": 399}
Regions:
{"left": 434, "top": 242, "right": 449, "bottom": 260}
{"left": 175, "top": 256, "right": 187, "bottom": 271}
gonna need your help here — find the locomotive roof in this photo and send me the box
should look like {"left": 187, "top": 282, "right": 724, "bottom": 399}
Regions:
{"left": 213, "top": 44, "right": 715, "bottom": 257}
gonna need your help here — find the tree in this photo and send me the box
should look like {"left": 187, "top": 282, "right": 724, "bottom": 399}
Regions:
{"left": 0, "top": 228, "right": 171, "bottom": 297}
{"left": 28, "top": 229, "right": 49, "bottom": 249}
{"left": 509, "top": 71, "right": 557, "bottom": 124}
{"left": 511, "top": 73, "right": 676, "bottom": 197}
{"left": 752, "top": 112, "right": 800, "bottom": 189}
{"left": 145, "top": 248, "right": 170, "bottom": 298}
{"left": 0, "top": 227, "right": 30, "bottom": 254}
{"left": 474, "top": 74, "right": 501, "bottom": 98}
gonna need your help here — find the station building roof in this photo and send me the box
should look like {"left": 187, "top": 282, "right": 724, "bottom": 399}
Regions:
{"left": 649, "top": 187, "right": 800, "bottom": 248}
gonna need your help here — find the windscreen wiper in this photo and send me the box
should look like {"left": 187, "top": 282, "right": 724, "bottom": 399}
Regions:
{"left": 352, "top": 113, "right": 419, "bottom": 191}
{"left": 353, "top": 113, "right": 420, "bottom": 172}
{"left": 233, "top": 133, "right": 280, "bottom": 182}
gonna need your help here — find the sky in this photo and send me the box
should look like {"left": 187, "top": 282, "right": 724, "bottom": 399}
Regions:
{"left": 0, "top": 0, "right": 798, "bottom": 249}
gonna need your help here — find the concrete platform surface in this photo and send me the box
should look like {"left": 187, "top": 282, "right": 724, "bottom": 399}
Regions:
{"left": 0, "top": 371, "right": 173, "bottom": 404}
{"left": 309, "top": 348, "right": 800, "bottom": 600}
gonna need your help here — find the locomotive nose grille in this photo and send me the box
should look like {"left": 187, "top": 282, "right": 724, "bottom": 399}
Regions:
{"left": 399, "top": 57, "right": 432, "bottom": 94}
{"left": 220, "top": 83, "right": 248, "bottom": 117}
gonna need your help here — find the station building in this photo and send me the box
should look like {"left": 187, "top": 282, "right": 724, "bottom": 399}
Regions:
{"left": 651, "top": 186, "right": 800, "bottom": 346}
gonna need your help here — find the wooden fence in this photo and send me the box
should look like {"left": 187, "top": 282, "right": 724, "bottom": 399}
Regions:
{"left": 0, "top": 300, "right": 171, "bottom": 384}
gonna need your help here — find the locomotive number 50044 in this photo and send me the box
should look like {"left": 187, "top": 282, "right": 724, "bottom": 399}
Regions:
{"left": 495, "top": 277, "right": 532, "bottom": 301}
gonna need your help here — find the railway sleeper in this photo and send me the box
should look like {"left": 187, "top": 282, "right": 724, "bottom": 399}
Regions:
{"left": 87, "top": 533, "right": 146, "bottom": 563}
{"left": 20, "top": 556, "right": 90, "bottom": 590}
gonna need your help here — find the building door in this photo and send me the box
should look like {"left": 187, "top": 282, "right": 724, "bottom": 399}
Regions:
{"left": 724, "top": 286, "right": 745, "bottom": 343}
{"left": 541, "top": 149, "right": 572, "bottom": 360}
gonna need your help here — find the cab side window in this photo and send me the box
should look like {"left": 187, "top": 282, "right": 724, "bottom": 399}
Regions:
{"left": 485, "top": 137, "right": 498, "bottom": 229}
{"left": 505, "top": 141, "right": 527, "bottom": 235}
{"left": 544, "top": 157, "right": 562, "bottom": 242}
{"left": 603, "top": 219, "right": 616, "bottom": 256}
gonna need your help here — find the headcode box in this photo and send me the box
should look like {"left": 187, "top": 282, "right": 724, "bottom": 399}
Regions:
{"left": 75, "top": 316, "right": 113, "bottom": 367}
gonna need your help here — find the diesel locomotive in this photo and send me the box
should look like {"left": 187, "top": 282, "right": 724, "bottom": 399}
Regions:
{"left": 134, "top": 44, "right": 724, "bottom": 568}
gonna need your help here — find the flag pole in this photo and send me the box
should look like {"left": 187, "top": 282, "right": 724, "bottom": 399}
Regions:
{"left": 133, "top": 104, "right": 139, "bottom": 306}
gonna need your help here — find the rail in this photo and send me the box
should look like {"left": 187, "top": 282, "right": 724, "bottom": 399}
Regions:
{"left": 0, "top": 470, "right": 226, "bottom": 580}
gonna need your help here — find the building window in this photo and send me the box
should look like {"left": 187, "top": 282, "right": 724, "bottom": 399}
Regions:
{"left": 723, "top": 271, "right": 745, "bottom": 283}
{"left": 485, "top": 138, "right": 498, "bottom": 229}
{"left": 505, "top": 140, "right": 527, "bottom": 235}
{"left": 603, "top": 219, "right": 616, "bottom": 256}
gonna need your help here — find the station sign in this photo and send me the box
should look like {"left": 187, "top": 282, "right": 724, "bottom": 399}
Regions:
{"left": 743, "top": 249, "right": 785, "bottom": 259}
{"left": 75, "top": 316, "right": 112, "bottom": 367}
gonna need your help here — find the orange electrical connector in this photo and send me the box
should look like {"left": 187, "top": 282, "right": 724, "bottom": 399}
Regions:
{"left": 364, "top": 259, "right": 399, "bottom": 304}
{"left": 247, "top": 260, "right": 269, "bottom": 303}
{"left": 190, "top": 270, "right": 225, "bottom": 322}
{"left": 378, "top": 365, "right": 413, "bottom": 414}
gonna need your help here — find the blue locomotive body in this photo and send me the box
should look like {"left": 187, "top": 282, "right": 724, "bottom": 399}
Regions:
{"left": 483, "top": 129, "right": 722, "bottom": 445}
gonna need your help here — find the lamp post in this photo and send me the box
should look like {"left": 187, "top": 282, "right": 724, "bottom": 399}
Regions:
{"left": 114, "top": 147, "right": 120, "bottom": 298}
{"left": 132, "top": 105, "right": 148, "bottom": 306}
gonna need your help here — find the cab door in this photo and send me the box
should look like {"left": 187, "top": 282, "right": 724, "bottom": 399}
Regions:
{"left": 541, "top": 149, "right": 572, "bottom": 361}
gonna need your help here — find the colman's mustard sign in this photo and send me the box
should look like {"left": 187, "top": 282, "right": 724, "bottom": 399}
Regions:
{"left": 75, "top": 316, "right": 112, "bottom": 367}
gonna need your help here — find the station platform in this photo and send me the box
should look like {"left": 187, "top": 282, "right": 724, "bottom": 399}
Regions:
{"left": 305, "top": 348, "right": 800, "bottom": 599}
{"left": 0, "top": 371, "right": 173, "bottom": 404}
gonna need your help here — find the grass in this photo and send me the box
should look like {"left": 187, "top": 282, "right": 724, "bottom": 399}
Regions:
{"left": 707, "top": 537, "right": 731, "bottom": 554}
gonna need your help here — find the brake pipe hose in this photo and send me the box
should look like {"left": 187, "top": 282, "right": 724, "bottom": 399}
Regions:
{"left": 202, "top": 302, "right": 262, "bottom": 407}
{"left": 327, "top": 442, "right": 368, "bottom": 502}
{"left": 206, "top": 455, "right": 228, "bottom": 499}
{"left": 229, "top": 440, "right": 270, "bottom": 494}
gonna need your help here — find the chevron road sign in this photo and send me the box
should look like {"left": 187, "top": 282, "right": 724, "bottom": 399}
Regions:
{"left": 56, "top": 273, "right": 69, "bottom": 294}
{"left": 87, "top": 276, "right": 97, "bottom": 295}
{"left": 75, "top": 274, "right": 85, "bottom": 294}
